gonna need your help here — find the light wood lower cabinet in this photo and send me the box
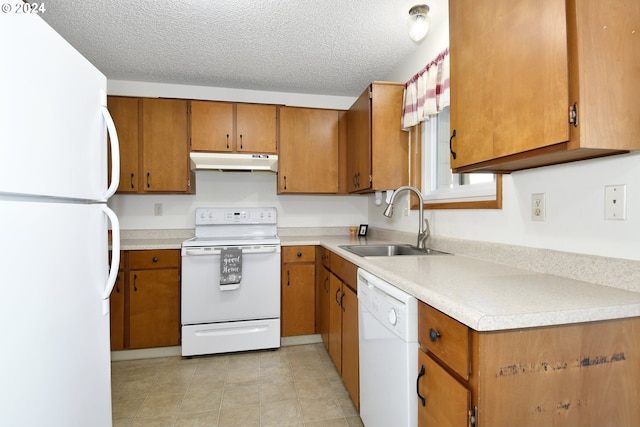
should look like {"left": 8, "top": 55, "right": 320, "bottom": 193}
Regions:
{"left": 109, "top": 253, "right": 125, "bottom": 351}
{"left": 417, "top": 301, "right": 640, "bottom": 426}
{"left": 315, "top": 247, "right": 331, "bottom": 346}
{"left": 109, "top": 249, "right": 181, "bottom": 351}
{"left": 281, "top": 246, "right": 316, "bottom": 336}
{"left": 316, "top": 248, "right": 359, "bottom": 409}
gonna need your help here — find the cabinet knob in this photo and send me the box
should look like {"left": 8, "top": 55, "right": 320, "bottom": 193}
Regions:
{"left": 152, "top": 257, "right": 159, "bottom": 263}
{"left": 297, "top": 252, "right": 302, "bottom": 258}
{"left": 429, "top": 328, "right": 441, "bottom": 343}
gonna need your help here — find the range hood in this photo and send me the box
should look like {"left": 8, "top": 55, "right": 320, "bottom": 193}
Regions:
{"left": 190, "top": 152, "right": 278, "bottom": 172}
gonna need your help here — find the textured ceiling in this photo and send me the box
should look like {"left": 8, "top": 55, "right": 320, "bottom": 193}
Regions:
{"left": 35, "top": 0, "right": 446, "bottom": 97}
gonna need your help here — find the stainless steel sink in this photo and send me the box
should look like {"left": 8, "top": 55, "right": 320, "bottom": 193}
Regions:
{"left": 339, "top": 244, "right": 450, "bottom": 257}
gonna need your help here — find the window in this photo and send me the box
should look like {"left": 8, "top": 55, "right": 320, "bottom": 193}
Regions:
{"left": 411, "top": 107, "right": 502, "bottom": 209}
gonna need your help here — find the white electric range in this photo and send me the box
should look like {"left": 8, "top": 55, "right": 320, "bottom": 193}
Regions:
{"left": 181, "top": 207, "right": 281, "bottom": 356}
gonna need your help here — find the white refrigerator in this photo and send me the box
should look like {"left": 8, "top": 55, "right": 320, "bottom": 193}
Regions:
{"left": 0, "top": 13, "right": 120, "bottom": 427}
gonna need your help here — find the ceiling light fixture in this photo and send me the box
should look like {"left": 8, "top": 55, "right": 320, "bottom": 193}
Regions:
{"left": 407, "top": 4, "right": 430, "bottom": 42}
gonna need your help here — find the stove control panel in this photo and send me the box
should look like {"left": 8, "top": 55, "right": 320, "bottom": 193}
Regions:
{"left": 195, "top": 207, "right": 277, "bottom": 226}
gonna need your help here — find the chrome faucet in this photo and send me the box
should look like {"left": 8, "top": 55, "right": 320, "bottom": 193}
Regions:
{"left": 383, "top": 186, "right": 430, "bottom": 249}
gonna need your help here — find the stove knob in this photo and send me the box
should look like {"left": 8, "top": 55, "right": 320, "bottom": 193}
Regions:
{"left": 388, "top": 308, "right": 398, "bottom": 326}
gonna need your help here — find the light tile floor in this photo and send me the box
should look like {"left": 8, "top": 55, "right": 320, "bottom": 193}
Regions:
{"left": 111, "top": 343, "right": 364, "bottom": 426}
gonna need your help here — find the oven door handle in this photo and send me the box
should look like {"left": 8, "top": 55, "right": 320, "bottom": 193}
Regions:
{"left": 183, "top": 246, "right": 279, "bottom": 256}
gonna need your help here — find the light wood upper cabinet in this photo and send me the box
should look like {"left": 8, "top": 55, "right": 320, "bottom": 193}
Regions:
{"left": 142, "top": 98, "right": 192, "bottom": 192}
{"left": 107, "top": 96, "right": 194, "bottom": 194}
{"left": 278, "top": 107, "right": 342, "bottom": 194}
{"left": 190, "top": 101, "right": 234, "bottom": 152}
{"left": 449, "top": 0, "right": 640, "bottom": 173}
{"left": 346, "top": 82, "right": 408, "bottom": 193}
{"left": 190, "top": 101, "right": 278, "bottom": 154}
{"left": 107, "top": 96, "right": 140, "bottom": 193}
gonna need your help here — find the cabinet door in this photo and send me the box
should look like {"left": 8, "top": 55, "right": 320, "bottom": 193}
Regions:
{"left": 236, "top": 103, "right": 277, "bottom": 153}
{"left": 341, "top": 285, "right": 359, "bottom": 409}
{"left": 190, "top": 100, "right": 234, "bottom": 152}
{"left": 418, "top": 350, "right": 470, "bottom": 427}
{"left": 109, "top": 270, "right": 125, "bottom": 351}
{"left": 279, "top": 107, "right": 340, "bottom": 193}
{"left": 128, "top": 269, "right": 180, "bottom": 349}
{"left": 449, "top": 0, "right": 569, "bottom": 169}
{"left": 328, "top": 273, "right": 343, "bottom": 369}
{"left": 281, "top": 263, "right": 316, "bottom": 336}
{"left": 107, "top": 96, "right": 139, "bottom": 193}
{"left": 141, "top": 98, "right": 190, "bottom": 192}
{"left": 316, "top": 265, "right": 331, "bottom": 348}
{"left": 370, "top": 82, "right": 407, "bottom": 191}
{"left": 346, "top": 86, "right": 371, "bottom": 193}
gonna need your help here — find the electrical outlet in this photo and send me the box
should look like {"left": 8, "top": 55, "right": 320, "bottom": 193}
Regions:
{"left": 605, "top": 185, "right": 626, "bottom": 220}
{"left": 531, "top": 193, "right": 545, "bottom": 221}
{"left": 154, "top": 203, "right": 163, "bottom": 216}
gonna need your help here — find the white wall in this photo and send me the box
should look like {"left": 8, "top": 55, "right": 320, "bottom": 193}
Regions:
{"left": 109, "top": 172, "right": 368, "bottom": 230}
{"left": 375, "top": 5, "right": 640, "bottom": 261}
{"left": 107, "top": 80, "right": 367, "bottom": 230}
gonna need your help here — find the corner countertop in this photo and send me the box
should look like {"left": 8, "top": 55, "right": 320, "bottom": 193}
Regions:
{"left": 116, "top": 230, "right": 640, "bottom": 332}
{"left": 281, "top": 235, "right": 640, "bottom": 332}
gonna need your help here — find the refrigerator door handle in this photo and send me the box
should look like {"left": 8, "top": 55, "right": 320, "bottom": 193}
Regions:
{"left": 102, "top": 205, "right": 120, "bottom": 302}
{"left": 101, "top": 106, "right": 120, "bottom": 200}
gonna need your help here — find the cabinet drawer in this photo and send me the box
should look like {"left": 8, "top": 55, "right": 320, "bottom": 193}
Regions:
{"left": 330, "top": 253, "right": 357, "bottom": 291}
{"left": 282, "top": 246, "right": 315, "bottom": 263}
{"left": 129, "top": 249, "right": 180, "bottom": 269}
{"left": 418, "top": 302, "right": 470, "bottom": 379}
{"left": 318, "top": 246, "right": 331, "bottom": 269}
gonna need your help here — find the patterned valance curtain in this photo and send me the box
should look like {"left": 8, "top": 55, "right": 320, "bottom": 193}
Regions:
{"left": 401, "top": 48, "right": 450, "bottom": 130}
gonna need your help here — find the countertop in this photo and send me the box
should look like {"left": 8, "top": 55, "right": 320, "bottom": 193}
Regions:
{"left": 118, "top": 230, "right": 640, "bottom": 332}
{"left": 281, "top": 235, "right": 640, "bottom": 332}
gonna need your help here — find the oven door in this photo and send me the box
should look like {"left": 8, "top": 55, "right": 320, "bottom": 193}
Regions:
{"left": 181, "top": 244, "right": 281, "bottom": 324}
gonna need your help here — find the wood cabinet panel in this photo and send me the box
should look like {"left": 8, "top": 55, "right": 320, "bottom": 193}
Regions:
{"left": 281, "top": 263, "right": 316, "bottom": 336}
{"left": 346, "top": 82, "right": 408, "bottom": 193}
{"left": 189, "top": 101, "right": 277, "bottom": 154}
{"left": 236, "top": 103, "right": 277, "bottom": 153}
{"left": 278, "top": 107, "right": 340, "bottom": 194}
{"left": 129, "top": 249, "right": 180, "bottom": 269}
{"left": 109, "top": 249, "right": 181, "bottom": 351}
{"left": 316, "top": 263, "right": 331, "bottom": 347}
{"left": 320, "top": 250, "right": 359, "bottom": 408}
{"left": 341, "top": 284, "right": 359, "bottom": 409}
{"left": 417, "top": 300, "right": 640, "bottom": 426}
{"left": 190, "top": 101, "right": 234, "bottom": 152}
{"left": 107, "top": 96, "right": 140, "bottom": 193}
{"left": 109, "top": 270, "right": 125, "bottom": 351}
{"left": 419, "top": 303, "right": 470, "bottom": 379}
{"left": 418, "top": 349, "right": 470, "bottom": 427}
{"left": 474, "top": 318, "right": 640, "bottom": 427}
{"left": 128, "top": 268, "right": 180, "bottom": 349}
{"left": 330, "top": 253, "right": 357, "bottom": 290}
{"left": 328, "top": 272, "right": 343, "bottom": 369}
{"left": 281, "top": 245, "right": 315, "bottom": 337}
{"left": 108, "top": 96, "right": 192, "bottom": 194}
{"left": 346, "top": 87, "right": 371, "bottom": 193}
{"left": 282, "top": 246, "right": 315, "bottom": 263}
{"left": 449, "top": 0, "right": 640, "bottom": 173}
{"left": 141, "top": 98, "right": 191, "bottom": 192}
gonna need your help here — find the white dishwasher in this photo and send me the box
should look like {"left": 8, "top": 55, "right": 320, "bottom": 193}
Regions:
{"left": 358, "top": 268, "right": 418, "bottom": 427}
